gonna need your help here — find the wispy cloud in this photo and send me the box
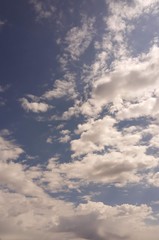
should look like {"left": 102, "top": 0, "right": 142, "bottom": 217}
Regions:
{"left": 29, "top": 0, "right": 56, "bottom": 20}
{"left": 65, "top": 16, "right": 95, "bottom": 60}
{"left": 0, "top": 19, "right": 6, "bottom": 30}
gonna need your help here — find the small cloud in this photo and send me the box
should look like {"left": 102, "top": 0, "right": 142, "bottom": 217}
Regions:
{"left": 0, "top": 19, "right": 6, "bottom": 30}
{"left": 59, "top": 135, "right": 71, "bottom": 143}
{"left": 43, "top": 79, "right": 77, "bottom": 100}
{"left": 46, "top": 137, "right": 53, "bottom": 144}
{"left": 0, "top": 84, "right": 10, "bottom": 93}
{"left": 0, "top": 129, "right": 11, "bottom": 136}
{"left": 19, "top": 97, "right": 51, "bottom": 113}
{"left": 58, "top": 129, "right": 71, "bottom": 143}
{"left": 56, "top": 123, "right": 65, "bottom": 130}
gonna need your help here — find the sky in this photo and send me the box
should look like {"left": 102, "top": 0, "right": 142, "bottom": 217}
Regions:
{"left": 1, "top": 0, "right": 159, "bottom": 239}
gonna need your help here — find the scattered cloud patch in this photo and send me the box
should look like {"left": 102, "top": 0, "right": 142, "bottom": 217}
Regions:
{"left": 20, "top": 97, "right": 51, "bottom": 113}
{"left": 29, "top": 0, "right": 56, "bottom": 20}
{"left": 43, "top": 78, "right": 77, "bottom": 100}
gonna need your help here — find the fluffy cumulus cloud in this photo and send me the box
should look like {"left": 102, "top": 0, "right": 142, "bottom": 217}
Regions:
{"left": 0, "top": 162, "right": 44, "bottom": 196}
{"left": 74, "top": 44, "right": 159, "bottom": 118}
{"left": 0, "top": 191, "right": 159, "bottom": 240}
{"left": 71, "top": 116, "right": 145, "bottom": 157}
{"left": 56, "top": 201, "right": 159, "bottom": 240}
{"left": 59, "top": 151, "right": 157, "bottom": 187}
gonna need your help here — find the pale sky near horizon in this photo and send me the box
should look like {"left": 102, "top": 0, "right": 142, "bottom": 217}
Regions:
{"left": 1, "top": 0, "right": 159, "bottom": 239}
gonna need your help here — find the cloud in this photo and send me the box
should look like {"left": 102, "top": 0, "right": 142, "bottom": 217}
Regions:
{"left": 0, "top": 20, "right": 6, "bottom": 30}
{"left": 106, "top": 0, "right": 159, "bottom": 38}
{"left": 70, "top": 116, "right": 144, "bottom": 158}
{"left": 71, "top": 116, "right": 118, "bottom": 156}
{"left": 60, "top": 42, "right": 159, "bottom": 120}
{"left": 43, "top": 78, "right": 77, "bottom": 100}
{"left": 29, "top": 0, "right": 56, "bottom": 20}
{"left": 115, "top": 96, "right": 159, "bottom": 120}
{"left": 46, "top": 137, "right": 53, "bottom": 144}
{"left": 0, "top": 129, "right": 158, "bottom": 239}
{"left": 0, "top": 85, "right": 10, "bottom": 106}
{"left": 59, "top": 135, "right": 71, "bottom": 143}
{"left": 0, "top": 84, "right": 9, "bottom": 93}
{"left": 20, "top": 97, "right": 51, "bottom": 113}
{"left": 0, "top": 133, "right": 23, "bottom": 162}
{"left": 93, "top": 44, "right": 159, "bottom": 101}
{"left": 0, "top": 132, "right": 44, "bottom": 197}
{"left": 60, "top": 149, "right": 158, "bottom": 187}
{"left": 0, "top": 187, "right": 74, "bottom": 240}
{"left": 147, "top": 172, "right": 159, "bottom": 187}
{"left": 0, "top": 182, "right": 159, "bottom": 240}
{"left": 58, "top": 129, "right": 71, "bottom": 143}
{"left": 71, "top": 44, "right": 159, "bottom": 119}
{"left": 35, "top": 158, "right": 78, "bottom": 192}
{"left": 56, "top": 201, "right": 159, "bottom": 240}
{"left": 0, "top": 162, "right": 44, "bottom": 197}
{"left": 65, "top": 17, "right": 95, "bottom": 60}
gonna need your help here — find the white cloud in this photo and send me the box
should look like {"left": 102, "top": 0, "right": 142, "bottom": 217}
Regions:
{"left": 0, "top": 181, "right": 159, "bottom": 240}
{"left": 73, "top": 44, "right": 159, "bottom": 119}
{"left": 46, "top": 137, "right": 53, "bottom": 144}
{"left": 0, "top": 132, "right": 44, "bottom": 197}
{"left": 115, "top": 97, "right": 159, "bottom": 120}
{"left": 58, "top": 129, "right": 71, "bottom": 143}
{"left": 71, "top": 115, "right": 144, "bottom": 158}
{"left": 20, "top": 97, "right": 51, "bottom": 113}
{"left": 0, "top": 130, "right": 158, "bottom": 239}
{"left": 0, "top": 133, "right": 23, "bottom": 162}
{"left": 59, "top": 135, "right": 71, "bottom": 143}
{"left": 93, "top": 44, "right": 159, "bottom": 102}
{"left": 71, "top": 116, "right": 118, "bottom": 156}
{"left": 147, "top": 172, "right": 159, "bottom": 187}
{"left": 106, "top": 0, "right": 159, "bottom": 33}
{"left": 60, "top": 42, "right": 159, "bottom": 120}
{"left": 0, "top": 162, "right": 44, "bottom": 197}
{"left": 0, "top": 187, "right": 74, "bottom": 240}
{"left": 56, "top": 201, "right": 159, "bottom": 240}
{"left": 60, "top": 149, "right": 157, "bottom": 187}
{"left": 43, "top": 78, "right": 77, "bottom": 100}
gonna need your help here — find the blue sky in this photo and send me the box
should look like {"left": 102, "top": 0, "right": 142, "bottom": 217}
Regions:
{"left": 1, "top": 0, "right": 159, "bottom": 239}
